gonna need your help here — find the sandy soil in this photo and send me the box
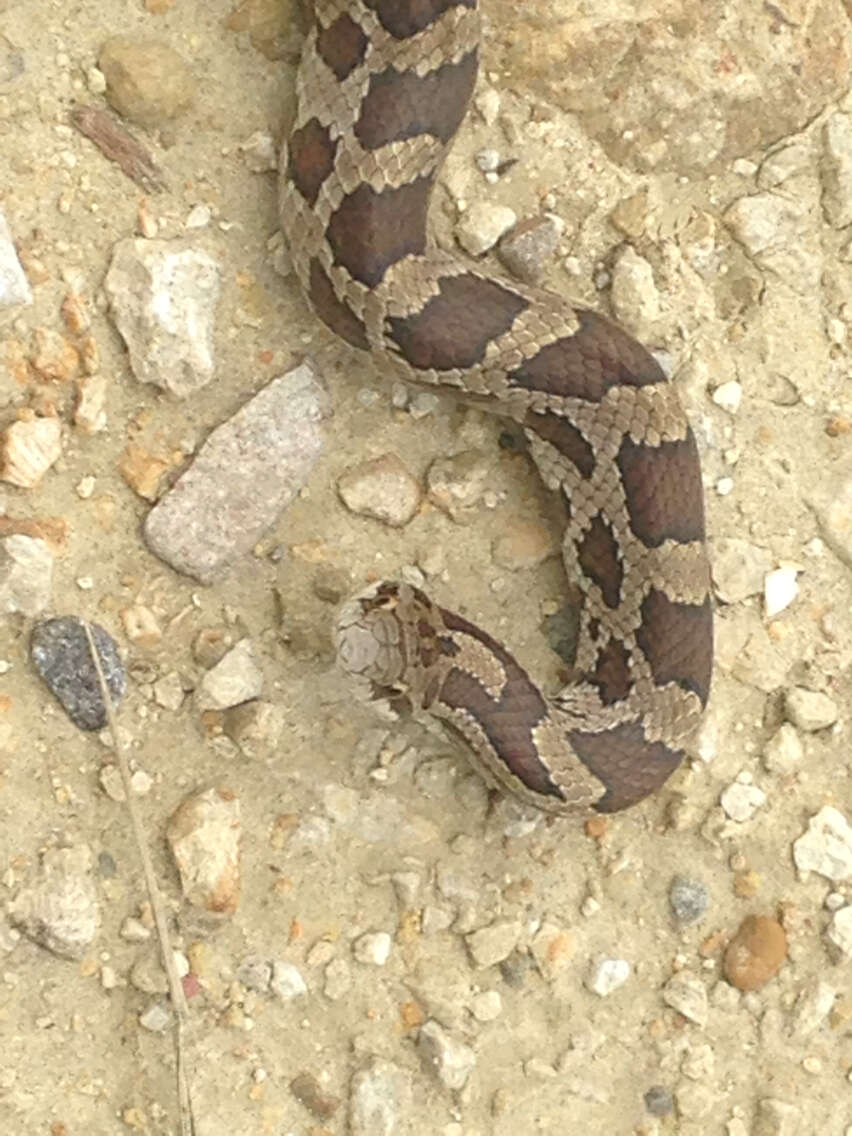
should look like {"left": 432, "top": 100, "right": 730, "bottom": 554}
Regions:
{"left": 1, "top": 1, "right": 851, "bottom": 1134}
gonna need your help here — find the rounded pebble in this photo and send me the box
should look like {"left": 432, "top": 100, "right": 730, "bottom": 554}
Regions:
{"left": 669, "top": 877, "right": 709, "bottom": 924}
{"left": 724, "top": 915, "right": 787, "bottom": 992}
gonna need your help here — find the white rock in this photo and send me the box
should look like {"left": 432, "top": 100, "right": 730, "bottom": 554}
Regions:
{"left": 353, "top": 931, "right": 392, "bottom": 966}
{"left": 456, "top": 202, "right": 517, "bottom": 256}
{"left": 104, "top": 237, "right": 220, "bottom": 397}
{"left": 0, "top": 212, "right": 32, "bottom": 308}
{"left": 827, "top": 906, "right": 852, "bottom": 957}
{"left": 784, "top": 687, "right": 838, "bottom": 731}
{"left": 764, "top": 565, "right": 798, "bottom": 617}
{"left": 0, "top": 534, "right": 53, "bottom": 615}
{"left": 470, "top": 989, "right": 502, "bottom": 1021}
{"left": 417, "top": 1020, "right": 476, "bottom": 1090}
{"left": 270, "top": 960, "right": 307, "bottom": 1000}
{"left": 791, "top": 980, "right": 837, "bottom": 1037}
{"left": 195, "top": 638, "right": 263, "bottom": 711}
{"left": 711, "top": 380, "right": 742, "bottom": 414}
{"left": 792, "top": 806, "right": 852, "bottom": 881}
{"left": 586, "top": 958, "right": 630, "bottom": 997}
{"left": 720, "top": 780, "right": 766, "bottom": 822}
{"left": 139, "top": 1002, "right": 172, "bottom": 1032}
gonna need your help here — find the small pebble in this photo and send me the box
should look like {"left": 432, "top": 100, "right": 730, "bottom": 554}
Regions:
{"left": 270, "top": 960, "right": 307, "bottom": 1000}
{"left": 417, "top": 1020, "right": 476, "bottom": 1090}
{"left": 720, "top": 780, "right": 766, "bottom": 822}
{"left": 644, "top": 1085, "right": 674, "bottom": 1117}
{"left": 669, "top": 877, "right": 709, "bottom": 924}
{"left": 784, "top": 687, "right": 838, "bottom": 731}
{"left": 353, "top": 931, "right": 392, "bottom": 966}
{"left": 586, "top": 958, "right": 630, "bottom": 997}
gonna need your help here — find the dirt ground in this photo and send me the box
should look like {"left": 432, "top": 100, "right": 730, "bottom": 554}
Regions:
{"left": 1, "top": 1, "right": 851, "bottom": 1134}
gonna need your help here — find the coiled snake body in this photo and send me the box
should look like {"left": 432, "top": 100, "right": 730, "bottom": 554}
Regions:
{"left": 280, "top": 0, "right": 713, "bottom": 813}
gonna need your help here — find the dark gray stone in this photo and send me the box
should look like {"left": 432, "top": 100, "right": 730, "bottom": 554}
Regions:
{"left": 31, "top": 616, "right": 126, "bottom": 730}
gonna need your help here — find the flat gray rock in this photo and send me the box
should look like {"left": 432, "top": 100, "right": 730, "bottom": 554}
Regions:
{"left": 143, "top": 365, "right": 329, "bottom": 582}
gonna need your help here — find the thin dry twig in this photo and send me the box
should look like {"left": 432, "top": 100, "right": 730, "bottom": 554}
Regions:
{"left": 70, "top": 104, "right": 167, "bottom": 193}
{"left": 82, "top": 621, "right": 195, "bottom": 1136}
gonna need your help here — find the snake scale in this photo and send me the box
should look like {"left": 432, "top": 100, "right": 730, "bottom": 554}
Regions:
{"left": 279, "top": 0, "right": 713, "bottom": 813}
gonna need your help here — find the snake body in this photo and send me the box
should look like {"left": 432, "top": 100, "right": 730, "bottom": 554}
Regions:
{"left": 279, "top": 0, "right": 713, "bottom": 813}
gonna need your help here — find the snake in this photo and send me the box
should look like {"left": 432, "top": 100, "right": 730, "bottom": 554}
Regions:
{"left": 279, "top": 0, "right": 713, "bottom": 814}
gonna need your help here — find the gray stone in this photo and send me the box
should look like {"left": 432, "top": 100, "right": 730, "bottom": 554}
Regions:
{"left": 144, "top": 366, "right": 328, "bottom": 581}
{"left": 30, "top": 617, "right": 126, "bottom": 731}
{"left": 669, "top": 877, "right": 709, "bottom": 924}
{"left": 417, "top": 1020, "right": 476, "bottom": 1090}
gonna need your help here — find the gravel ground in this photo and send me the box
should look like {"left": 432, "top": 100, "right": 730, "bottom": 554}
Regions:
{"left": 1, "top": 1, "right": 851, "bottom": 1134}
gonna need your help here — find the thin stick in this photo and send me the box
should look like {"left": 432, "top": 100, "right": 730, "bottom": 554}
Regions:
{"left": 82, "top": 621, "right": 196, "bottom": 1136}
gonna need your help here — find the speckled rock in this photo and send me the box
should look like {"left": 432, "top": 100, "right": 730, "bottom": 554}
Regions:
{"left": 723, "top": 915, "right": 786, "bottom": 992}
{"left": 669, "top": 877, "right": 709, "bottom": 925}
{"left": 30, "top": 616, "right": 126, "bottom": 731}
{"left": 144, "top": 365, "right": 328, "bottom": 581}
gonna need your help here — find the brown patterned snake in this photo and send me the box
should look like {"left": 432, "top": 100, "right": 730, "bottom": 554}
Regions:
{"left": 279, "top": 0, "right": 713, "bottom": 813}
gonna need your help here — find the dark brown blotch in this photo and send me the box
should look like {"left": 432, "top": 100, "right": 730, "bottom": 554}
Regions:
{"left": 316, "top": 12, "right": 369, "bottom": 80}
{"left": 509, "top": 308, "right": 665, "bottom": 402}
{"left": 308, "top": 259, "right": 369, "bottom": 350}
{"left": 577, "top": 514, "right": 623, "bottom": 609}
{"left": 636, "top": 589, "right": 713, "bottom": 705}
{"left": 616, "top": 428, "right": 706, "bottom": 547}
{"left": 388, "top": 273, "right": 527, "bottom": 371}
{"left": 287, "top": 118, "right": 337, "bottom": 207}
{"left": 364, "top": 0, "right": 476, "bottom": 39}
{"left": 439, "top": 607, "right": 565, "bottom": 802}
{"left": 326, "top": 177, "right": 432, "bottom": 287}
{"left": 590, "top": 637, "right": 632, "bottom": 705}
{"left": 525, "top": 409, "right": 595, "bottom": 479}
{"left": 569, "top": 722, "right": 683, "bottom": 813}
{"left": 356, "top": 52, "right": 478, "bottom": 150}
